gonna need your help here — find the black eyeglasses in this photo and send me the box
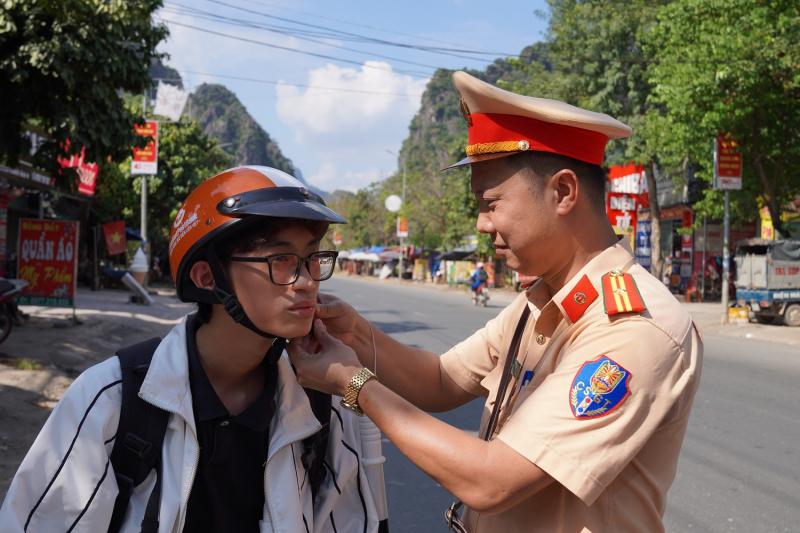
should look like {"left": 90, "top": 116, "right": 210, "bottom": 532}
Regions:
{"left": 224, "top": 251, "right": 339, "bottom": 286}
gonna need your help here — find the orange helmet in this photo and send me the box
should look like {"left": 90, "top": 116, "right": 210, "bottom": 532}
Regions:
{"left": 169, "top": 166, "right": 345, "bottom": 308}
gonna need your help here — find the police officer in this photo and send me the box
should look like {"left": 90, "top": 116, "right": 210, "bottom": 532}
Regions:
{"left": 288, "top": 72, "right": 703, "bottom": 532}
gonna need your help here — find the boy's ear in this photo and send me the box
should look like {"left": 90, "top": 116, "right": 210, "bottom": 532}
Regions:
{"left": 189, "top": 261, "right": 215, "bottom": 290}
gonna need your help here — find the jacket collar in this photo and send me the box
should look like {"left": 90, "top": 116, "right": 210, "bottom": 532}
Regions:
{"left": 526, "top": 236, "right": 637, "bottom": 334}
{"left": 138, "top": 314, "right": 320, "bottom": 447}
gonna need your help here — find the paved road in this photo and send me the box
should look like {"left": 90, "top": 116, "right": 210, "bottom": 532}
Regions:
{"left": 322, "top": 276, "right": 800, "bottom": 532}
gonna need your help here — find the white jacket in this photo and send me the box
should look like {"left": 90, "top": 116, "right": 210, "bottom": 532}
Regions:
{"left": 0, "top": 315, "right": 382, "bottom": 532}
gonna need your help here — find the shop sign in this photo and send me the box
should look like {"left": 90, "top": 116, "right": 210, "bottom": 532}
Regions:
{"left": 131, "top": 121, "right": 158, "bottom": 175}
{"left": 59, "top": 143, "right": 98, "bottom": 196}
{"left": 17, "top": 219, "right": 79, "bottom": 307}
{"left": 635, "top": 219, "right": 652, "bottom": 272}
{"left": 681, "top": 209, "right": 693, "bottom": 250}
{"left": 609, "top": 163, "right": 649, "bottom": 208}
{"left": 606, "top": 192, "right": 637, "bottom": 248}
{"left": 715, "top": 134, "right": 742, "bottom": 190}
{"left": 397, "top": 216, "right": 408, "bottom": 238}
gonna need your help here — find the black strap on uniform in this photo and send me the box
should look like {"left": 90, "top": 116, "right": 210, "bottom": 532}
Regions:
{"left": 108, "top": 337, "right": 170, "bottom": 533}
{"left": 446, "top": 305, "right": 531, "bottom": 532}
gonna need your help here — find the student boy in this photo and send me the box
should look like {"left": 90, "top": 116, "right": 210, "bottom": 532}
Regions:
{"left": 0, "top": 166, "right": 385, "bottom": 533}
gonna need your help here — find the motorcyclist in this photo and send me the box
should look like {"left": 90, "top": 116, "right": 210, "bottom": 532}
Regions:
{"left": 469, "top": 262, "right": 489, "bottom": 301}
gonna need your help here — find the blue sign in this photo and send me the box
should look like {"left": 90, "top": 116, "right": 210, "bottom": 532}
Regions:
{"left": 636, "top": 219, "right": 652, "bottom": 272}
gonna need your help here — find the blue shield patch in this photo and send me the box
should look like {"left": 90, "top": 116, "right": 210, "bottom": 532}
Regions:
{"left": 569, "top": 356, "right": 631, "bottom": 419}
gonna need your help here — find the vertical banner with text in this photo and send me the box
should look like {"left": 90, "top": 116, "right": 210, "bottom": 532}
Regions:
{"left": 397, "top": 216, "right": 408, "bottom": 238}
{"left": 131, "top": 121, "right": 158, "bottom": 175}
{"left": 715, "top": 134, "right": 742, "bottom": 190}
{"left": 17, "top": 219, "right": 79, "bottom": 307}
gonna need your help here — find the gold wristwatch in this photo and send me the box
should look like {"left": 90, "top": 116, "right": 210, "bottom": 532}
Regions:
{"left": 339, "top": 368, "right": 376, "bottom": 416}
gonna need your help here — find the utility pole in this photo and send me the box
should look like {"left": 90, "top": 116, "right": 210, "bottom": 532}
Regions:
{"left": 399, "top": 157, "right": 406, "bottom": 280}
{"left": 141, "top": 90, "right": 150, "bottom": 286}
{"left": 714, "top": 137, "right": 731, "bottom": 323}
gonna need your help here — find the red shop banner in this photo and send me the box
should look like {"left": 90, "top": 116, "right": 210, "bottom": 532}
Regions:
{"left": 59, "top": 141, "right": 99, "bottom": 196}
{"left": 17, "top": 219, "right": 79, "bottom": 307}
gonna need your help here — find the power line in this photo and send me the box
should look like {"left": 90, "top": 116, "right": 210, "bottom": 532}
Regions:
{"left": 163, "top": 3, "right": 443, "bottom": 72}
{"left": 156, "top": 18, "right": 433, "bottom": 78}
{"left": 199, "top": 0, "right": 500, "bottom": 62}
{"left": 181, "top": 69, "right": 425, "bottom": 98}
{"left": 235, "top": 0, "right": 480, "bottom": 51}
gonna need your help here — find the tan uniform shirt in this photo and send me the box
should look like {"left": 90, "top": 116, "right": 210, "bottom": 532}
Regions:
{"left": 440, "top": 238, "right": 703, "bottom": 532}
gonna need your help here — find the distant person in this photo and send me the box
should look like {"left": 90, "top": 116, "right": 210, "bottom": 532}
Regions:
{"left": 469, "top": 261, "right": 490, "bottom": 301}
{"left": 288, "top": 72, "right": 702, "bottom": 532}
{"left": 0, "top": 167, "right": 385, "bottom": 532}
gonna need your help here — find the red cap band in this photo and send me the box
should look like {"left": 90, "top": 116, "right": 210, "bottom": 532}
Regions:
{"left": 468, "top": 113, "right": 610, "bottom": 165}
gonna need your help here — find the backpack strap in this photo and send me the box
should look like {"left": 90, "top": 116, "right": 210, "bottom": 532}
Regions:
{"left": 301, "top": 387, "right": 332, "bottom": 502}
{"left": 108, "top": 337, "right": 169, "bottom": 533}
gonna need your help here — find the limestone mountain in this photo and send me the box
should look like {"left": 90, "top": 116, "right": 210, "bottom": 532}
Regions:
{"left": 398, "top": 43, "right": 550, "bottom": 177}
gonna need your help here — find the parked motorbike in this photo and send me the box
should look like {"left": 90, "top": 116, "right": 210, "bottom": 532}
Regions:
{"left": 474, "top": 285, "right": 489, "bottom": 307}
{"left": 0, "top": 278, "right": 28, "bottom": 345}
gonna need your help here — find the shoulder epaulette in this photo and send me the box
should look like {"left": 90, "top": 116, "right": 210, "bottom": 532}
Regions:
{"left": 601, "top": 270, "right": 646, "bottom": 315}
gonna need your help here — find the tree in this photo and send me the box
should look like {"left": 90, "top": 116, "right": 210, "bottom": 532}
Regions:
{"left": 95, "top": 119, "right": 233, "bottom": 254}
{"left": 645, "top": 0, "right": 800, "bottom": 237}
{"left": 535, "top": 0, "right": 673, "bottom": 275}
{"left": 0, "top": 0, "right": 167, "bottom": 183}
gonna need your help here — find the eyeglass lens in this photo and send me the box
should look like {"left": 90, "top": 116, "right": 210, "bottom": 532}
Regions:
{"left": 270, "top": 253, "right": 336, "bottom": 284}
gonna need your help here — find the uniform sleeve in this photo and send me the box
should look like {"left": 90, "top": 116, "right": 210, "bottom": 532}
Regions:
{"left": 496, "top": 317, "right": 698, "bottom": 506}
{"left": 0, "top": 358, "right": 122, "bottom": 532}
{"left": 439, "top": 293, "right": 529, "bottom": 397}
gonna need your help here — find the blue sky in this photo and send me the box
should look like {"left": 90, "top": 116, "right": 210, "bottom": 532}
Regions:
{"left": 157, "top": 0, "right": 550, "bottom": 192}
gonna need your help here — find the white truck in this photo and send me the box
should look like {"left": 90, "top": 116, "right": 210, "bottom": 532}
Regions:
{"left": 735, "top": 238, "right": 800, "bottom": 327}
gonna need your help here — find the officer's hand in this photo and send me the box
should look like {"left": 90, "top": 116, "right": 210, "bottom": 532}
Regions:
{"left": 315, "top": 292, "right": 360, "bottom": 346}
{"left": 288, "top": 319, "right": 361, "bottom": 397}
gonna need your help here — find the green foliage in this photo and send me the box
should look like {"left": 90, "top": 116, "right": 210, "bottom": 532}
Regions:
{"left": 327, "top": 186, "right": 392, "bottom": 249}
{"left": 644, "top": 0, "right": 800, "bottom": 236}
{"left": 542, "top": 0, "right": 671, "bottom": 164}
{"left": 0, "top": 0, "right": 168, "bottom": 184}
{"left": 13, "top": 358, "right": 42, "bottom": 371}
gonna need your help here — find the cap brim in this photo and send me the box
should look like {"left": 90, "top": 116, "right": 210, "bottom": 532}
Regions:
{"left": 441, "top": 151, "right": 520, "bottom": 171}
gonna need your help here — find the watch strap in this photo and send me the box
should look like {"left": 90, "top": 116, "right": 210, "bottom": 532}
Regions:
{"left": 339, "top": 367, "right": 376, "bottom": 416}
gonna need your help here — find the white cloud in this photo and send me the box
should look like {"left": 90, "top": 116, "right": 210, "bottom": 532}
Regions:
{"left": 307, "top": 163, "right": 383, "bottom": 193}
{"left": 276, "top": 62, "right": 428, "bottom": 191}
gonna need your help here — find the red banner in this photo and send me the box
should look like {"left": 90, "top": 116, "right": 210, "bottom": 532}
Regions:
{"left": 717, "top": 135, "right": 742, "bottom": 178}
{"left": 17, "top": 219, "right": 79, "bottom": 307}
{"left": 102, "top": 221, "right": 127, "bottom": 255}
{"left": 681, "top": 209, "right": 693, "bottom": 250}
{"left": 397, "top": 216, "right": 408, "bottom": 238}
{"left": 131, "top": 121, "right": 158, "bottom": 175}
{"left": 609, "top": 162, "right": 649, "bottom": 208}
{"left": 59, "top": 143, "right": 99, "bottom": 196}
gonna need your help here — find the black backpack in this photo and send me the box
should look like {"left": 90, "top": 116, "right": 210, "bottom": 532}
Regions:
{"left": 478, "top": 269, "right": 489, "bottom": 282}
{"left": 107, "top": 338, "right": 331, "bottom": 533}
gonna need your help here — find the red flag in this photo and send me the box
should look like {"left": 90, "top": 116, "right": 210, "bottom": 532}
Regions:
{"left": 102, "top": 221, "right": 127, "bottom": 255}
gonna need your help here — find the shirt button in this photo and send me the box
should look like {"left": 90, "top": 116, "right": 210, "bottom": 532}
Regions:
{"left": 220, "top": 420, "right": 230, "bottom": 427}
{"left": 536, "top": 334, "right": 546, "bottom": 345}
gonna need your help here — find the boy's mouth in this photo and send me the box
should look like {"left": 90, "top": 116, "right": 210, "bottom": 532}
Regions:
{"left": 288, "top": 301, "right": 316, "bottom": 317}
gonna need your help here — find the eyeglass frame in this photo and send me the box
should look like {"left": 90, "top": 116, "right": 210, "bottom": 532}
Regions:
{"left": 224, "top": 250, "right": 340, "bottom": 286}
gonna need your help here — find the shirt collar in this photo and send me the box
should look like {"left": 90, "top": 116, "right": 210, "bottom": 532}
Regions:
{"left": 526, "top": 236, "right": 637, "bottom": 333}
{"left": 186, "top": 314, "right": 279, "bottom": 431}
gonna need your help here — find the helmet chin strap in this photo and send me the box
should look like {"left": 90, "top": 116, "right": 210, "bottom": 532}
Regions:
{"left": 205, "top": 243, "right": 282, "bottom": 340}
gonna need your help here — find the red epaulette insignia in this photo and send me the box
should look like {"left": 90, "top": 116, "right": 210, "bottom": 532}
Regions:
{"left": 560, "top": 274, "right": 599, "bottom": 323}
{"left": 602, "top": 270, "right": 646, "bottom": 315}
